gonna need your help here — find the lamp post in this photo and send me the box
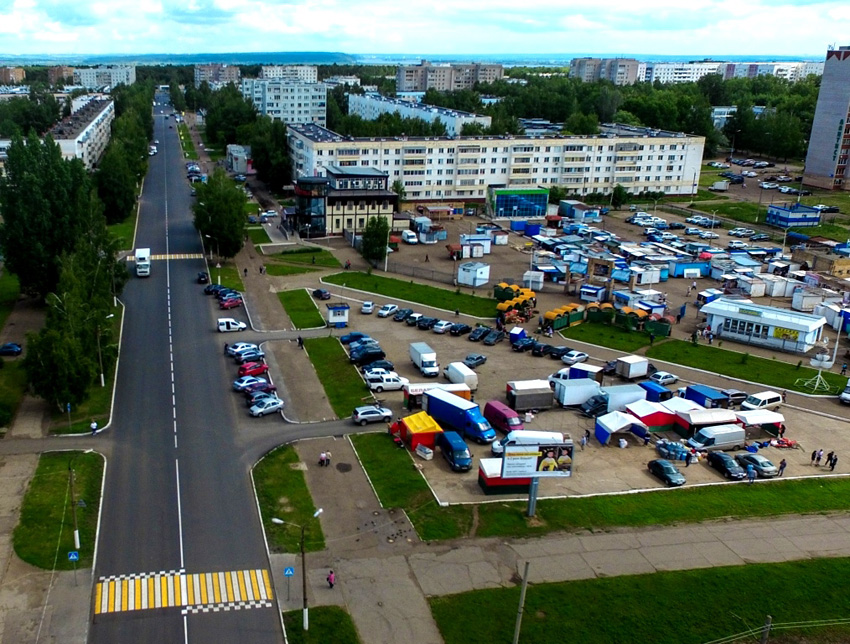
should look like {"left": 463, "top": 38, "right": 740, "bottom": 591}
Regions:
{"left": 273, "top": 508, "right": 323, "bottom": 631}
{"left": 97, "top": 314, "right": 115, "bottom": 388}
{"left": 69, "top": 449, "right": 94, "bottom": 552}
{"left": 730, "top": 129, "right": 741, "bottom": 159}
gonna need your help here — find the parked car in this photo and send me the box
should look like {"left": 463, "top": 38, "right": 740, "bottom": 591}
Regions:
{"left": 669, "top": 222, "right": 686, "bottom": 230}
{"left": 512, "top": 337, "right": 536, "bottom": 352}
{"left": 699, "top": 231, "right": 719, "bottom": 240}
{"left": 234, "top": 349, "right": 265, "bottom": 364}
{"left": 721, "top": 388, "right": 749, "bottom": 407}
{"left": 340, "top": 331, "right": 370, "bottom": 345}
{"left": 365, "top": 374, "right": 409, "bottom": 392}
{"left": 361, "top": 301, "right": 375, "bottom": 314}
{"left": 218, "top": 318, "right": 247, "bottom": 333}
{"left": 601, "top": 359, "right": 618, "bottom": 375}
{"left": 776, "top": 175, "right": 793, "bottom": 182}
{"left": 233, "top": 376, "right": 268, "bottom": 392}
{"left": 468, "top": 326, "right": 491, "bottom": 342}
{"left": 735, "top": 453, "right": 779, "bottom": 477}
{"left": 227, "top": 342, "right": 258, "bottom": 357}
{"left": 249, "top": 397, "right": 285, "bottom": 417}
{"left": 759, "top": 182, "right": 778, "bottom": 190}
{"left": 749, "top": 233, "right": 771, "bottom": 242}
{"left": 548, "top": 346, "right": 572, "bottom": 360}
{"left": 727, "top": 241, "right": 749, "bottom": 250}
{"left": 197, "top": 271, "right": 209, "bottom": 284}
{"left": 312, "top": 288, "right": 331, "bottom": 300}
{"left": 405, "top": 313, "right": 424, "bottom": 327}
{"left": 238, "top": 362, "right": 269, "bottom": 378}
{"left": 531, "top": 342, "right": 553, "bottom": 357}
{"left": 561, "top": 350, "right": 589, "bottom": 365}
{"left": 650, "top": 371, "right": 678, "bottom": 386}
{"left": 377, "top": 304, "right": 399, "bottom": 318}
{"left": 463, "top": 353, "right": 487, "bottom": 368}
{"left": 219, "top": 297, "right": 243, "bottom": 310}
{"left": 706, "top": 451, "right": 746, "bottom": 480}
{"left": 246, "top": 391, "right": 277, "bottom": 408}
{"left": 450, "top": 323, "right": 472, "bottom": 336}
{"left": 242, "top": 381, "right": 276, "bottom": 395}
{"left": 363, "top": 368, "right": 398, "bottom": 379}
{"left": 359, "top": 359, "right": 394, "bottom": 373}
{"left": 352, "top": 405, "right": 393, "bottom": 426}
{"left": 393, "top": 308, "right": 413, "bottom": 322}
{"left": 648, "top": 459, "right": 686, "bottom": 486}
{"left": 729, "top": 228, "right": 755, "bottom": 237}
{"left": 0, "top": 342, "right": 22, "bottom": 357}
{"left": 432, "top": 320, "right": 453, "bottom": 334}
{"left": 813, "top": 204, "right": 840, "bottom": 213}
{"left": 417, "top": 316, "right": 439, "bottom": 330}
{"left": 684, "top": 227, "right": 702, "bottom": 236}
{"left": 483, "top": 329, "right": 506, "bottom": 345}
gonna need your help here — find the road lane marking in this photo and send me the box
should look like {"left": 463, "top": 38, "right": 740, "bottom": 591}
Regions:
{"left": 94, "top": 569, "right": 273, "bottom": 614}
{"left": 125, "top": 253, "right": 204, "bottom": 261}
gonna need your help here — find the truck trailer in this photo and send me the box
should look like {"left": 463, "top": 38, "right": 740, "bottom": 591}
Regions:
{"left": 422, "top": 387, "right": 496, "bottom": 444}
{"left": 505, "top": 379, "right": 555, "bottom": 412}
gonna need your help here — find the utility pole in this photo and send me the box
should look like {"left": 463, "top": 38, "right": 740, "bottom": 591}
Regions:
{"left": 512, "top": 562, "right": 530, "bottom": 644}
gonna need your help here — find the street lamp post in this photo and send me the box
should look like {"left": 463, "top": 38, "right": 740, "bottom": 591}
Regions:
{"left": 730, "top": 129, "right": 741, "bottom": 159}
{"left": 273, "top": 508, "right": 323, "bottom": 631}
{"left": 97, "top": 314, "right": 115, "bottom": 388}
{"left": 69, "top": 449, "right": 94, "bottom": 552}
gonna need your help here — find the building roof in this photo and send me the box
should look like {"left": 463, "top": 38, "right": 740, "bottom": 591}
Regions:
{"left": 354, "top": 92, "right": 488, "bottom": 119}
{"left": 700, "top": 298, "right": 827, "bottom": 332}
{"left": 47, "top": 99, "right": 112, "bottom": 140}
{"left": 325, "top": 164, "right": 388, "bottom": 178}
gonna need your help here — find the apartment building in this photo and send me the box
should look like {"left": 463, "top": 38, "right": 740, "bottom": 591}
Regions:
{"left": 241, "top": 78, "right": 327, "bottom": 126}
{"left": 260, "top": 65, "right": 318, "bottom": 83}
{"left": 347, "top": 93, "right": 492, "bottom": 136}
{"left": 643, "top": 62, "right": 722, "bottom": 84}
{"left": 287, "top": 123, "right": 705, "bottom": 202}
{"left": 48, "top": 66, "right": 74, "bottom": 85}
{"left": 74, "top": 66, "right": 135, "bottom": 90}
{"left": 719, "top": 61, "right": 825, "bottom": 81}
{"left": 569, "top": 58, "right": 641, "bottom": 85}
{"left": 0, "top": 68, "right": 25, "bottom": 84}
{"left": 396, "top": 61, "right": 504, "bottom": 92}
{"left": 323, "top": 75, "right": 361, "bottom": 87}
{"left": 804, "top": 46, "right": 850, "bottom": 191}
{"left": 194, "top": 64, "right": 240, "bottom": 89}
{"left": 47, "top": 99, "right": 115, "bottom": 170}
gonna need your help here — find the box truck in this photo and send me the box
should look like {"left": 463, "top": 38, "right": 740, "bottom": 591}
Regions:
{"left": 410, "top": 342, "right": 439, "bottom": 377}
{"left": 505, "top": 379, "right": 555, "bottom": 412}
{"left": 580, "top": 384, "right": 646, "bottom": 417}
{"left": 554, "top": 379, "right": 602, "bottom": 407}
{"left": 135, "top": 248, "right": 151, "bottom": 277}
{"left": 422, "top": 387, "right": 496, "bottom": 443}
{"left": 615, "top": 355, "right": 648, "bottom": 380}
{"left": 443, "top": 362, "right": 478, "bottom": 391}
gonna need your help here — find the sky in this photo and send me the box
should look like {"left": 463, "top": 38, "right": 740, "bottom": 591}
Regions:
{"left": 0, "top": 0, "right": 847, "bottom": 58}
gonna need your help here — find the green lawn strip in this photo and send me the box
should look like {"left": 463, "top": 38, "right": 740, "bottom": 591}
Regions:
{"left": 350, "top": 433, "right": 472, "bottom": 541}
{"left": 789, "top": 222, "right": 850, "bottom": 240}
{"left": 246, "top": 226, "right": 271, "bottom": 244}
{"left": 49, "top": 308, "right": 124, "bottom": 434}
{"left": 283, "top": 606, "right": 361, "bottom": 644}
{"left": 244, "top": 202, "right": 259, "bottom": 216}
{"left": 559, "top": 323, "right": 651, "bottom": 352}
{"left": 646, "top": 339, "right": 846, "bottom": 393}
{"left": 278, "top": 290, "right": 326, "bottom": 329}
{"left": 209, "top": 262, "right": 244, "bottom": 291}
{"left": 663, "top": 189, "right": 727, "bottom": 202}
{"left": 475, "top": 477, "right": 850, "bottom": 539}
{"left": 430, "top": 558, "right": 850, "bottom": 644}
{"left": 275, "top": 247, "right": 342, "bottom": 268}
{"left": 178, "top": 123, "right": 198, "bottom": 160}
{"left": 303, "top": 337, "right": 369, "bottom": 417}
{"left": 0, "top": 361, "right": 28, "bottom": 434}
{"left": 107, "top": 212, "right": 138, "bottom": 251}
{"left": 692, "top": 200, "right": 762, "bottom": 224}
{"left": 14, "top": 451, "right": 104, "bottom": 569}
{"left": 323, "top": 272, "right": 495, "bottom": 318}
{"left": 197, "top": 129, "right": 224, "bottom": 162}
{"left": 264, "top": 264, "right": 321, "bottom": 277}
{"left": 0, "top": 271, "right": 20, "bottom": 334}
{"left": 253, "top": 445, "right": 326, "bottom": 554}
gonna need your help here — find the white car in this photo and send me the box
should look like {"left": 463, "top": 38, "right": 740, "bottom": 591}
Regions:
{"left": 650, "top": 371, "right": 678, "bottom": 386}
{"left": 361, "top": 301, "right": 375, "bottom": 314}
{"left": 363, "top": 368, "right": 398, "bottom": 379}
{"left": 729, "top": 228, "right": 755, "bottom": 237}
{"left": 249, "top": 397, "right": 285, "bottom": 417}
{"left": 218, "top": 318, "right": 247, "bottom": 333}
{"left": 233, "top": 376, "right": 268, "bottom": 392}
{"left": 561, "top": 350, "right": 589, "bottom": 366}
{"left": 432, "top": 320, "right": 453, "bottom": 334}
{"left": 365, "top": 374, "right": 409, "bottom": 392}
{"left": 377, "top": 304, "right": 399, "bottom": 318}
{"left": 699, "top": 231, "right": 719, "bottom": 240}
{"left": 659, "top": 232, "right": 678, "bottom": 242}
{"left": 728, "top": 240, "right": 749, "bottom": 250}
{"left": 684, "top": 227, "right": 702, "bottom": 235}
{"left": 227, "top": 342, "right": 258, "bottom": 356}
{"left": 759, "top": 182, "right": 778, "bottom": 190}
{"left": 742, "top": 171, "right": 757, "bottom": 178}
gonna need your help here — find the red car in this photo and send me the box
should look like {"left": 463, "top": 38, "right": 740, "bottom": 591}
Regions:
{"left": 219, "top": 297, "right": 243, "bottom": 310}
{"left": 238, "top": 362, "right": 269, "bottom": 377}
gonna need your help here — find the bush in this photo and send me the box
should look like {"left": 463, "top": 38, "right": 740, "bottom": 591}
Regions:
{"left": 0, "top": 403, "right": 11, "bottom": 427}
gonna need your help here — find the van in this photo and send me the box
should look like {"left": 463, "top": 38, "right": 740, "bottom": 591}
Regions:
{"left": 740, "top": 390, "right": 783, "bottom": 411}
{"left": 840, "top": 380, "right": 850, "bottom": 405}
{"left": 135, "top": 248, "right": 151, "bottom": 277}
{"left": 443, "top": 362, "right": 478, "bottom": 391}
{"left": 491, "top": 430, "right": 568, "bottom": 456}
{"left": 401, "top": 230, "right": 419, "bottom": 244}
{"left": 685, "top": 424, "right": 746, "bottom": 451}
{"left": 483, "top": 400, "right": 524, "bottom": 434}
{"left": 435, "top": 431, "right": 472, "bottom": 472}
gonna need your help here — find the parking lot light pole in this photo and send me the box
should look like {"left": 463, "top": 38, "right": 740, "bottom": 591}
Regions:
{"left": 273, "top": 508, "right": 323, "bottom": 631}
{"left": 69, "top": 449, "right": 94, "bottom": 551}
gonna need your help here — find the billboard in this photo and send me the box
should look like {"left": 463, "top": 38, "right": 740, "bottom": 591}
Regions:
{"left": 502, "top": 443, "right": 574, "bottom": 478}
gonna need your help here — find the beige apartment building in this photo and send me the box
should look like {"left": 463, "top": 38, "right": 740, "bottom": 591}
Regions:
{"left": 396, "top": 61, "right": 504, "bottom": 92}
{"left": 569, "top": 58, "right": 641, "bottom": 85}
{"left": 0, "top": 67, "right": 25, "bottom": 84}
{"left": 194, "top": 64, "right": 240, "bottom": 88}
{"left": 48, "top": 66, "right": 74, "bottom": 85}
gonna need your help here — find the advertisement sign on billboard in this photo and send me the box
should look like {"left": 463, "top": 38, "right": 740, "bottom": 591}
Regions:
{"left": 502, "top": 443, "right": 574, "bottom": 478}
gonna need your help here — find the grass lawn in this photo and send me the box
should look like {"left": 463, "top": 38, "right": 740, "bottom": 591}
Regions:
{"left": 789, "top": 221, "right": 850, "bottom": 241}
{"left": 430, "top": 558, "right": 850, "bottom": 644}
{"left": 246, "top": 226, "right": 271, "bottom": 244}
{"left": 210, "top": 262, "right": 244, "bottom": 291}
{"left": 107, "top": 212, "right": 137, "bottom": 251}
{"left": 264, "top": 264, "right": 321, "bottom": 277}
{"left": 14, "top": 451, "right": 104, "bottom": 569}
{"left": 559, "top": 323, "right": 651, "bottom": 352}
{"left": 692, "top": 200, "right": 761, "bottom": 224}
{"left": 0, "top": 271, "right": 20, "bottom": 335}
{"left": 0, "top": 361, "right": 29, "bottom": 435}
{"left": 350, "top": 434, "right": 472, "bottom": 541}
{"left": 178, "top": 123, "right": 198, "bottom": 160}
{"left": 275, "top": 247, "right": 341, "bottom": 268}
{"left": 278, "top": 290, "right": 325, "bottom": 329}
{"left": 663, "top": 189, "right": 727, "bottom": 203}
{"left": 323, "top": 272, "right": 495, "bottom": 318}
{"left": 303, "top": 337, "right": 369, "bottom": 417}
{"left": 283, "top": 606, "right": 361, "bottom": 643}
{"left": 197, "top": 128, "right": 224, "bottom": 162}
{"left": 253, "top": 446, "right": 325, "bottom": 554}
{"left": 646, "top": 340, "right": 847, "bottom": 393}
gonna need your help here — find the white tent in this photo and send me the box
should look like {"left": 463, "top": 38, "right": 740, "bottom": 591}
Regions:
{"left": 735, "top": 409, "right": 785, "bottom": 427}
{"left": 594, "top": 410, "right": 649, "bottom": 445}
{"left": 661, "top": 397, "right": 703, "bottom": 414}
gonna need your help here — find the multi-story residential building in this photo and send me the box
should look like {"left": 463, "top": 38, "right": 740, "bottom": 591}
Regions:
{"left": 396, "top": 61, "right": 504, "bottom": 92}
{"left": 643, "top": 62, "right": 722, "bottom": 84}
{"left": 287, "top": 123, "right": 705, "bottom": 203}
{"left": 48, "top": 66, "right": 74, "bottom": 85}
{"left": 804, "top": 46, "right": 850, "bottom": 191}
{"left": 569, "top": 58, "right": 641, "bottom": 85}
{"left": 260, "top": 65, "right": 318, "bottom": 83}
{"left": 710, "top": 105, "right": 769, "bottom": 129}
{"left": 194, "top": 64, "right": 240, "bottom": 89}
{"left": 0, "top": 68, "right": 25, "bottom": 84}
{"left": 240, "top": 78, "right": 327, "bottom": 126}
{"left": 720, "top": 61, "right": 825, "bottom": 81}
{"left": 347, "top": 93, "right": 492, "bottom": 136}
{"left": 73, "top": 66, "right": 136, "bottom": 89}
{"left": 46, "top": 99, "right": 114, "bottom": 170}
{"left": 323, "top": 75, "right": 361, "bottom": 87}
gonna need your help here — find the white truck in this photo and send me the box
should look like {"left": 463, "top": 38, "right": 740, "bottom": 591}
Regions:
{"left": 554, "top": 378, "right": 602, "bottom": 407}
{"left": 135, "top": 248, "right": 151, "bottom": 277}
{"left": 580, "top": 384, "right": 647, "bottom": 417}
{"left": 410, "top": 342, "right": 439, "bottom": 377}
{"left": 710, "top": 180, "right": 730, "bottom": 192}
{"left": 616, "top": 355, "right": 648, "bottom": 380}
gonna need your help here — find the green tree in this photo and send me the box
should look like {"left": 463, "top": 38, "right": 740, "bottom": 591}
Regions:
{"left": 390, "top": 180, "right": 406, "bottom": 203}
{"left": 611, "top": 185, "right": 628, "bottom": 209}
{"left": 205, "top": 85, "right": 257, "bottom": 146}
{"left": 193, "top": 169, "right": 247, "bottom": 258}
{"left": 24, "top": 327, "right": 95, "bottom": 410}
{"left": 95, "top": 141, "right": 137, "bottom": 225}
{"left": 360, "top": 216, "right": 389, "bottom": 265}
{"left": 250, "top": 117, "right": 291, "bottom": 192}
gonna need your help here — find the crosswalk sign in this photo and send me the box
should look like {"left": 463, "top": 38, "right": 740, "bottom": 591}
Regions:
{"left": 68, "top": 551, "right": 79, "bottom": 561}
{"left": 284, "top": 567, "right": 295, "bottom": 577}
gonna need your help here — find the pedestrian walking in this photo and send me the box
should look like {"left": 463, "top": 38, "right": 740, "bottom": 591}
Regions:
{"left": 311, "top": 256, "right": 315, "bottom": 264}
{"left": 685, "top": 452, "right": 692, "bottom": 467}
{"left": 707, "top": 332, "right": 713, "bottom": 345}
{"left": 643, "top": 433, "right": 651, "bottom": 446}
{"left": 842, "top": 363, "right": 848, "bottom": 376}
{"left": 816, "top": 449, "right": 824, "bottom": 466}
{"left": 297, "top": 336, "right": 304, "bottom": 349}
{"left": 325, "top": 450, "right": 332, "bottom": 466}
{"left": 747, "top": 464, "right": 756, "bottom": 484}
{"left": 831, "top": 455, "right": 839, "bottom": 472}
{"left": 826, "top": 451, "right": 834, "bottom": 467}
{"left": 319, "top": 451, "right": 326, "bottom": 467}
{"left": 425, "top": 254, "right": 429, "bottom": 262}
{"left": 811, "top": 449, "right": 818, "bottom": 466}
{"left": 243, "top": 267, "right": 248, "bottom": 277}
{"left": 778, "top": 459, "right": 787, "bottom": 476}
{"left": 90, "top": 419, "right": 98, "bottom": 436}
{"left": 781, "top": 390, "right": 787, "bottom": 403}
{"left": 676, "top": 313, "right": 682, "bottom": 324}
{"left": 224, "top": 342, "right": 229, "bottom": 355}
{"left": 327, "top": 570, "right": 335, "bottom": 589}
{"left": 579, "top": 434, "right": 587, "bottom": 451}
{"left": 691, "top": 280, "right": 697, "bottom": 291}
{"left": 649, "top": 332, "right": 655, "bottom": 346}
{"left": 584, "top": 429, "right": 590, "bottom": 443}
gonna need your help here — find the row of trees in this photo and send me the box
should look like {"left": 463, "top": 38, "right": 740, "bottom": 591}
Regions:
{"left": 192, "top": 169, "right": 248, "bottom": 259}
{"left": 0, "top": 87, "right": 63, "bottom": 138}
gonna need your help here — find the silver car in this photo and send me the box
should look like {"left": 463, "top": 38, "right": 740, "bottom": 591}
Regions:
{"left": 735, "top": 453, "right": 779, "bottom": 478}
{"left": 352, "top": 405, "right": 393, "bottom": 426}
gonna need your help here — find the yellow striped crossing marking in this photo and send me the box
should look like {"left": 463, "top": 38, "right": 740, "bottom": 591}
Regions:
{"left": 126, "top": 253, "right": 204, "bottom": 261}
{"left": 95, "top": 569, "right": 274, "bottom": 615}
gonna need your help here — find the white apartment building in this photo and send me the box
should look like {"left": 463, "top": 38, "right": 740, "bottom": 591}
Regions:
{"left": 47, "top": 99, "right": 115, "bottom": 170}
{"left": 323, "top": 75, "right": 361, "bottom": 87}
{"left": 720, "top": 61, "right": 825, "bottom": 81}
{"left": 260, "top": 65, "right": 318, "bottom": 83}
{"left": 241, "top": 78, "right": 327, "bottom": 126}
{"left": 288, "top": 123, "right": 705, "bottom": 201}
{"left": 642, "top": 62, "right": 722, "bottom": 84}
{"left": 73, "top": 66, "right": 136, "bottom": 90}
{"left": 347, "top": 93, "right": 492, "bottom": 136}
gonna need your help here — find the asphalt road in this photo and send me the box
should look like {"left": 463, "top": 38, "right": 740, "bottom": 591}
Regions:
{"left": 90, "top": 99, "right": 283, "bottom": 643}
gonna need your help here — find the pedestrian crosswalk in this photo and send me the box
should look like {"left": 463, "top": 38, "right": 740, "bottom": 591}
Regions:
{"left": 126, "top": 253, "right": 204, "bottom": 261}
{"left": 94, "top": 568, "right": 274, "bottom": 615}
